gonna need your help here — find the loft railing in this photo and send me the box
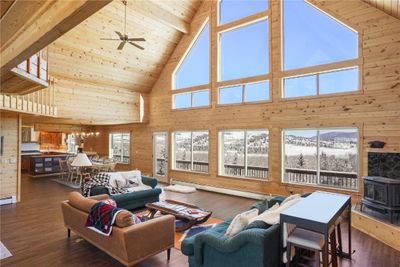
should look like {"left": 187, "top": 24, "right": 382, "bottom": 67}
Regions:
{"left": 175, "top": 159, "right": 209, "bottom": 173}
{"left": 284, "top": 168, "right": 358, "bottom": 190}
{"left": 0, "top": 79, "right": 57, "bottom": 116}
{"left": 16, "top": 49, "right": 48, "bottom": 82}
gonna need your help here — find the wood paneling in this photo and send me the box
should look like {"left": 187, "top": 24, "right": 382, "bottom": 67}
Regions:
{"left": 0, "top": 0, "right": 112, "bottom": 78}
{"left": 47, "top": 0, "right": 201, "bottom": 93}
{"left": 352, "top": 209, "right": 400, "bottom": 251}
{"left": 89, "top": 0, "right": 400, "bottom": 203}
{"left": 364, "top": 0, "right": 400, "bottom": 19}
{"left": 39, "top": 0, "right": 201, "bottom": 125}
{"left": 0, "top": 112, "right": 21, "bottom": 200}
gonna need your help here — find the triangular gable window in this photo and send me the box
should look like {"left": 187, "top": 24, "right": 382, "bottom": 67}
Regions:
{"left": 283, "top": 0, "right": 358, "bottom": 70}
{"left": 174, "top": 21, "right": 209, "bottom": 89}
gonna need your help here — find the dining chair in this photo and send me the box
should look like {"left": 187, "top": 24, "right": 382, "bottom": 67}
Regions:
{"left": 58, "top": 160, "right": 68, "bottom": 180}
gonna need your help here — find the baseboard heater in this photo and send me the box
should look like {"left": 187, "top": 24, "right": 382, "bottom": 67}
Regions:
{"left": 171, "top": 179, "right": 271, "bottom": 200}
{"left": 0, "top": 196, "right": 16, "bottom": 206}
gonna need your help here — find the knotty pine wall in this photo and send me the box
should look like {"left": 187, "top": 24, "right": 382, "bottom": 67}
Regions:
{"left": 87, "top": 0, "right": 400, "bottom": 202}
{"left": 0, "top": 112, "right": 21, "bottom": 201}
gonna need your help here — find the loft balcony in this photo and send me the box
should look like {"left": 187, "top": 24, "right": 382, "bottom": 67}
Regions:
{"left": 1, "top": 49, "right": 49, "bottom": 95}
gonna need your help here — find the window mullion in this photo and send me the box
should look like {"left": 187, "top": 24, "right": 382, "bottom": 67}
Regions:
{"left": 244, "top": 131, "right": 248, "bottom": 177}
{"left": 242, "top": 84, "right": 246, "bottom": 103}
{"left": 191, "top": 132, "right": 194, "bottom": 171}
{"left": 316, "top": 130, "right": 320, "bottom": 186}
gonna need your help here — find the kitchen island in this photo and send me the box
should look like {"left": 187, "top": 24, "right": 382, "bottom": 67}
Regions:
{"left": 29, "top": 153, "right": 69, "bottom": 177}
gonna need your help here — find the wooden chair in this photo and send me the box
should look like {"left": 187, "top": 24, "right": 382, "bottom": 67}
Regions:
{"left": 66, "top": 160, "right": 78, "bottom": 184}
{"left": 58, "top": 159, "right": 68, "bottom": 180}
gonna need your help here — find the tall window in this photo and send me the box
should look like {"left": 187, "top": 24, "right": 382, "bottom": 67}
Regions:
{"left": 219, "top": 129, "right": 269, "bottom": 179}
{"left": 174, "top": 22, "right": 209, "bottom": 89}
{"left": 172, "top": 131, "right": 209, "bottom": 173}
{"left": 172, "top": 21, "right": 210, "bottom": 109}
{"left": 109, "top": 133, "right": 130, "bottom": 164}
{"left": 282, "top": 0, "right": 359, "bottom": 98}
{"left": 219, "top": 19, "right": 269, "bottom": 81}
{"left": 283, "top": 128, "right": 358, "bottom": 190}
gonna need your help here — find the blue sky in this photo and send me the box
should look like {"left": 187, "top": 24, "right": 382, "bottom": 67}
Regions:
{"left": 174, "top": 0, "right": 358, "bottom": 108}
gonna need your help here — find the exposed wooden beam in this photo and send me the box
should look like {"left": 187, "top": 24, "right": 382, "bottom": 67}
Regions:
{"left": 129, "top": 0, "right": 190, "bottom": 34}
{"left": 0, "top": 0, "right": 16, "bottom": 20}
{"left": 0, "top": 0, "right": 112, "bottom": 76}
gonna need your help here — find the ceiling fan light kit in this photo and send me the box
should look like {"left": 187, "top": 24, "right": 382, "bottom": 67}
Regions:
{"left": 100, "top": 0, "right": 146, "bottom": 50}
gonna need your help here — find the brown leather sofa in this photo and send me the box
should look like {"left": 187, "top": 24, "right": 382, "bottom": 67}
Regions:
{"left": 61, "top": 192, "right": 175, "bottom": 267}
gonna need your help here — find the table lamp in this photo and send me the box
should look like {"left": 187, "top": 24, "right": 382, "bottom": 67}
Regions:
{"left": 71, "top": 150, "right": 92, "bottom": 186}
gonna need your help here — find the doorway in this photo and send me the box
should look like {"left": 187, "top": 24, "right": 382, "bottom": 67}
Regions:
{"left": 153, "top": 132, "right": 168, "bottom": 182}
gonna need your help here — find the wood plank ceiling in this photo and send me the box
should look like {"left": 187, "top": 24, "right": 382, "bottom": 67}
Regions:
{"left": 48, "top": 0, "right": 202, "bottom": 93}
{"left": 363, "top": 0, "right": 400, "bottom": 19}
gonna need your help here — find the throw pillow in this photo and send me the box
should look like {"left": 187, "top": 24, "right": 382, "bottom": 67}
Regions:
{"left": 225, "top": 208, "right": 259, "bottom": 237}
{"left": 281, "top": 194, "right": 301, "bottom": 205}
{"left": 101, "top": 198, "right": 117, "bottom": 207}
{"left": 121, "top": 170, "right": 142, "bottom": 186}
{"left": 108, "top": 172, "right": 126, "bottom": 188}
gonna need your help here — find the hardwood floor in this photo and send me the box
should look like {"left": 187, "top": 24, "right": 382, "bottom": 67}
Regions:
{"left": 1, "top": 175, "right": 399, "bottom": 267}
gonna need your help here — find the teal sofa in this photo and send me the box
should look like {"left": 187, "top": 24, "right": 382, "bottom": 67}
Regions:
{"left": 181, "top": 199, "right": 281, "bottom": 267}
{"left": 89, "top": 176, "right": 162, "bottom": 210}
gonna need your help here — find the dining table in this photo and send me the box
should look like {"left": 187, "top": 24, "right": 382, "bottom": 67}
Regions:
{"left": 280, "top": 191, "right": 353, "bottom": 267}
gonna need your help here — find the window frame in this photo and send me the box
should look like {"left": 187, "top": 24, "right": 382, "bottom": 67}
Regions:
{"left": 172, "top": 18, "right": 210, "bottom": 91}
{"left": 281, "top": 127, "right": 359, "bottom": 192}
{"left": 172, "top": 130, "right": 209, "bottom": 174}
{"left": 282, "top": 66, "right": 359, "bottom": 99}
{"left": 217, "top": 17, "right": 270, "bottom": 83}
{"left": 109, "top": 132, "right": 131, "bottom": 164}
{"left": 218, "top": 128, "right": 269, "bottom": 180}
{"left": 172, "top": 89, "right": 210, "bottom": 110}
{"left": 218, "top": 80, "right": 270, "bottom": 106}
{"left": 280, "top": 0, "right": 362, "bottom": 99}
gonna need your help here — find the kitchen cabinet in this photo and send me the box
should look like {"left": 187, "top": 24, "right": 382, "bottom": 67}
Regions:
{"left": 40, "top": 132, "right": 62, "bottom": 145}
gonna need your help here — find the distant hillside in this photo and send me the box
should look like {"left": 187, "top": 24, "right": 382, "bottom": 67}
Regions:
{"left": 319, "top": 131, "right": 357, "bottom": 140}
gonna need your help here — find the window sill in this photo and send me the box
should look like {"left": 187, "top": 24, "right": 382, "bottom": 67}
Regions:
{"left": 171, "top": 105, "right": 211, "bottom": 111}
{"left": 171, "top": 169, "right": 210, "bottom": 176}
{"left": 217, "top": 174, "right": 269, "bottom": 182}
{"left": 281, "top": 181, "right": 359, "bottom": 193}
{"left": 217, "top": 100, "right": 271, "bottom": 107}
{"left": 281, "top": 90, "right": 362, "bottom": 102}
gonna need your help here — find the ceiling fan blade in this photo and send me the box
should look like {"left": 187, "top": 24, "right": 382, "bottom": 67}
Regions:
{"left": 129, "top": 42, "right": 144, "bottom": 50}
{"left": 117, "top": 41, "right": 126, "bottom": 50}
{"left": 100, "top": 38, "right": 121, "bottom": 40}
{"left": 127, "top": 38, "right": 145, "bottom": 42}
{"left": 115, "top": 31, "right": 124, "bottom": 39}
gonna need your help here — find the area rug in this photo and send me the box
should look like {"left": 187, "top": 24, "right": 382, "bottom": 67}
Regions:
{"left": 174, "top": 217, "right": 224, "bottom": 250}
{"left": 51, "top": 178, "right": 81, "bottom": 189}
{"left": 0, "top": 241, "right": 12, "bottom": 260}
{"left": 164, "top": 184, "right": 197, "bottom": 193}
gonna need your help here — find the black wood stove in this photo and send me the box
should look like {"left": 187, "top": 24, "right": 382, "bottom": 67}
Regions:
{"left": 362, "top": 153, "right": 400, "bottom": 223}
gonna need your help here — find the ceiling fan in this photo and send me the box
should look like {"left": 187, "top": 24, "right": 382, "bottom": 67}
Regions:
{"left": 100, "top": 0, "right": 145, "bottom": 50}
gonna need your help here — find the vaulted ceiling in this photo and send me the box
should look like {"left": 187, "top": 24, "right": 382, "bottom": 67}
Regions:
{"left": 48, "top": 0, "right": 202, "bottom": 93}
{"left": 363, "top": 0, "right": 400, "bottom": 19}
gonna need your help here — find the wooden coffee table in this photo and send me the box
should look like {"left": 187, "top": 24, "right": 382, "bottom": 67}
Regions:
{"left": 146, "top": 199, "right": 212, "bottom": 232}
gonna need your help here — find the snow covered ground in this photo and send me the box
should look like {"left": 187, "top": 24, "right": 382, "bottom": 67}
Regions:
{"left": 285, "top": 144, "right": 357, "bottom": 157}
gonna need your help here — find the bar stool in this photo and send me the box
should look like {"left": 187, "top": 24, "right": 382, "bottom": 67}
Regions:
{"left": 286, "top": 227, "right": 338, "bottom": 267}
{"left": 286, "top": 228, "right": 325, "bottom": 267}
